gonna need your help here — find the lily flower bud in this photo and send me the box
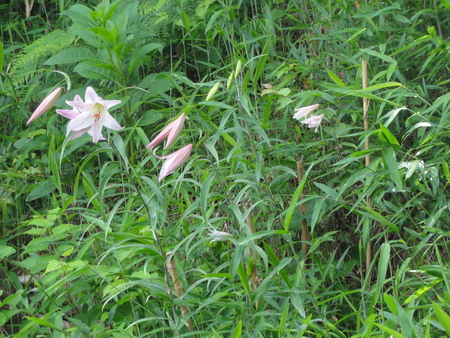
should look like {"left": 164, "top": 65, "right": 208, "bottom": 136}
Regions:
{"left": 26, "top": 87, "right": 63, "bottom": 125}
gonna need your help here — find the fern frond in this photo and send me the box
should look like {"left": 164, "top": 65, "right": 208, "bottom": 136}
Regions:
{"left": 9, "top": 29, "right": 75, "bottom": 86}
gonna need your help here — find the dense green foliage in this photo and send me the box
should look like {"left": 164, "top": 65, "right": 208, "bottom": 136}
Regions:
{"left": 1, "top": 0, "right": 450, "bottom": 336}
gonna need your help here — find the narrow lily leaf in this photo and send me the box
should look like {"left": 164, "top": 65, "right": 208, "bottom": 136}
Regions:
{"left": 360, "top": 205, "right": 399, "bottom": 233}
{"left": 0, "top": 41, "right": 3, "bottom": 73}
{"left": 284, "top": 163, "right": 313, "bottom": 230}
{"left": 236, "top": 262, "right": 252, "bottom": 300}
{"left": 310, "top": 198, "right": 323, "bottom": 234}
{"left": 373, "top": 323, "right": 403, "bottom": 338}
{"left": 379, "top": 124, "right": 400, "bottom": 147}
{"left": 254, "top": 40, "right": 270, "bottom": 84}
{"left": 384, "top": 293, "right": 398, "bottom": 315}
{"left": 383, "top": 147, "right": 403, "bottom": 191}
{"left": 442, "top": 160, "right": 450, "bottom": 183}
{"left": 279, "top": 300, "right": 290, "bottom": 336}
{"left": 327, "top": 69, "right": 345, "bottom": 87}
{"left": 404, "top": 279, "right": 441, "bottom": 304}
{"left": 433, "top": 302, "right": 450, "bottom": 336}
{"left": 253, "top": 257, "right": 292, "bottom": 301}
{"left": 231, "top": 320, "right": 242, "bottom": 338}
{"left": 25, "top": 317, "right": 64, "bottom": 332}
{"left": 360, "top": 48, "right": 397, "bottom": 63}
{"left": 263, "top": 242, "right": 292, "bottom": 289}
{"left": 346, "top": 27, "right": 367, "bottom": 42}
{"left": 238, "top": 230, "right": 288, "bottom": 245}
{"left": 200, "top": 174, "right": 214, "bottom": 218}
{"left": 369, "top": 243, "right": 390, "bottom": 315}
{"left": 322, "top": 83, "right": 401, "bottom": 105}
{"left": 314, "top": 182, "right": 339, "bottom": 201}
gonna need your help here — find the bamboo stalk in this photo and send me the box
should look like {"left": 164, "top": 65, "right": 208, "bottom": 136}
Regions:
{"left": 362, "top": 58, "right": 372, "bottom": 284}
{"left": 166, "top": 252, "right": 194, "bottom": 333}
{"left": 296, "top": 161, "right": 308, "bottom": 258}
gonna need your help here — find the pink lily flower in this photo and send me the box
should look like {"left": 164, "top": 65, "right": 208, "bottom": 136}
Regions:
{"left": 292, "top": 104, "right": 320, "bottom": 120}
{"left": 56, "top": 87, "right": 123, "bottom": 143}
{"left": 300, "top": 113, "right": 325, "bottom": 132}
{"left": 146, "top": 113, "right": 186, "bottom": 150}
{"left": 156, "top": 144, "right": 192, "bottom": 182}
{"left": 26, "top": 87, "right": 63, "bottom": 125}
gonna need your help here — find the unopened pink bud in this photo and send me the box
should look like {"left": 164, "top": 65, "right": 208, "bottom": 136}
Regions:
{"left": 26, "top": 87, "right": 63, "bottom": 125}
{"left": 146, "top": 113, "right": 186, "bottom": 150}
{"left": 158, "top": 144, "right": 192, "bottom": 181}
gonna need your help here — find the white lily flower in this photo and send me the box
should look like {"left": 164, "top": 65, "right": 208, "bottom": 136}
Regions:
{"left": 293, "top": 104, "right": 320, "bottom": 120}
{"left": 300, "top": 113, "right": 325, "bottom": 132}
{"left": 207, "top": 230, "right": 233, "bottom": 243}
{"left": 56, "top": 87, "right": 123, "bottom": 143}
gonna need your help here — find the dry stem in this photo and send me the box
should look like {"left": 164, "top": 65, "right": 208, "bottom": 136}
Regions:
{"left": 362, "top": 58, "right": 372, "bottom": 284}
{"left": 166, "top": 252, "right": 194, "bottom": 333}
{"left": 296, "top": 161, "right": 308, "bottom": 258}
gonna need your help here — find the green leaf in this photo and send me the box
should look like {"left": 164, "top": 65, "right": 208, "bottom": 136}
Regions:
{"left": 314, "top": 183, "right": 338, "bottom": 201}
{"left": 374, "top": 323, "right": 403, "bottom": 338}
{"left": 370, "top": 243, "right": 391, "bottom": 315}
{"left": 327, "top": 69, "right": 345, "bottom": 86}
{"left": 128, "top": 43, "right": 162, "bottom": 74}
{"left": 238, "top": 230, "right": 288, "bottom": 245}
{"left": 253, "top": 257, "right": 292, "bottom": 301}
{"left": 378, "top": 124, "right": 400, "bottom": 148}
{"left": 231, "top": 320, "right": 242, "bottom": 338}
{"left": 139, "top": 73, "right": 174, "bottom": 95}
{"left": 236, "top": 262, "right": 252, "bottom": 300}
{"left": 61, "top": 4, "right": 94, "bottom": 26}
{"left": 180, "top": 9, "right": 190, "bottom": 31}
{"left": 384, "top": 293, "right": 398, "bottom": 315}
{"left": 45, "top": 47, "right": 95, "bottom": 65}
{"left": 284, "top": 164, "right": 314, "bottom": 230}
{"left": 0, "top": 41, "right": 3, "bottom": 73}
{"left": 263, "top": 242, "right": 292, "bottom": 289}
{"left": 26, "top": 181, "right": 57, "bottom": 202}
{"left": 360, "top": 48, "right": 397, "bottom": 64}
{"left": 433, "top": 302, "right": 450, "bottom": 336}
{"left": 321, "top": 83, "right": 401, "bottom": 105}
{"left": 112, "top": 134, "right": 128, "bottom": 172}
{"left": 383, "top": 147, "right": 403, "bottom": 191}
{"left": 360, "top": 205, "right": 399, "bottom": 233}
{"left": 442, "top": 160, "right": 450, "bottom": 183}
{"left": 0, "top": 245, "right": 16, "bottom": 259}
{"left": 310, "top": 198, "right": 324, "bottom": 234}
{"left": 74, "top": 59, "right": 115, "bottom": 81}
{"left": 25, "top": 316, "right": 64, "bottom": 332}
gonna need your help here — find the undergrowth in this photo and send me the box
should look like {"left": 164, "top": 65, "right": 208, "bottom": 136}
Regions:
{"left": 1, "top": 0, "right": 450, "bottom": 337}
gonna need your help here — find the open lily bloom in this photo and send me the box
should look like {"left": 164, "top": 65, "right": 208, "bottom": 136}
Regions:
{"left": 300, "top": 113, "right": 325, "bottom": 132}
{"left": 293, "top": 103, "right": 320, "bottom": 120}
{"left": 156, "top": 144, "right": 192, "bottom": 182}
{"left": 146, "top": 113, "right": 186, "bottom": 150}
{"left": 26, "top": 87, "right": 63, "bottom": 125}
{"left": 56, "top": 87, "right": 123, "bottom": 143}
